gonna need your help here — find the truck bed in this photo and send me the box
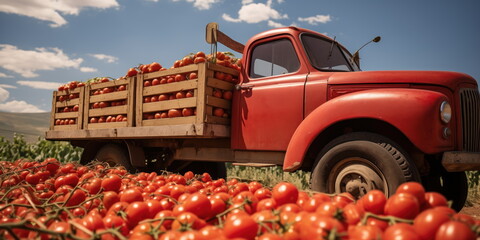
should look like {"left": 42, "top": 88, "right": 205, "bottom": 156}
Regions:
{"left": 45, "top": 123, "right": 229, "bottom": 141}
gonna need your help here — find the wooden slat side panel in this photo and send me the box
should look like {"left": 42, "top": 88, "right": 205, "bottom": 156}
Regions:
{"left": 141, "top": 116, "right": 197, "bottom": 126}
{"left": 89, "top": 91, "right": 128, "bottom": 102}
{"left": 207, "top": 62, "right": 239, "bottom": 76}
{"left": 143, "top": 80, "right": 198, "bottom": 96}
{"left": 206, "top": 95, "right": 231, "bottom": 109}
{"left": 143, "top": 64, "right": 199, "bottom": 80}
{"left": 143, "top": 98, "right": 197, "bottom": 113}
{"left": 85, "top": 121, "right": 128, "bottom": 130}
{"left": 207, "top": 77, "right": 235, "bottom": 91}
{"left": 89, "top": 78, "right": 129, "bottom": 90}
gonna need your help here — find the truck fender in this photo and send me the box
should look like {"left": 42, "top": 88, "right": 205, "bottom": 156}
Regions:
{"left": 283, "top": 88, "right": 452, "bottom": 171}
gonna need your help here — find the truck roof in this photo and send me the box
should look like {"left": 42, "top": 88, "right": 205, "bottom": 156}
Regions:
{"left": 245, "top": 26, "right": 352, "bottom": 56}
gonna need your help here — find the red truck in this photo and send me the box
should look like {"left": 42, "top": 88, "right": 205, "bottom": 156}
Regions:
{"left": 46, "top": 23, "right": 480, "bottom": 210}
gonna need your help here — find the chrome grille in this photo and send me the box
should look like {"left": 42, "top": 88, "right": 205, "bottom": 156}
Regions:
{"left": 459, "top": 88, "right": 480, "bottom": 151}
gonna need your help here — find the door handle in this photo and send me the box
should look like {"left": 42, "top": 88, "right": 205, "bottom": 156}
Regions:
{"left": 235, "top": 84, "right": 255, "bottom": 91}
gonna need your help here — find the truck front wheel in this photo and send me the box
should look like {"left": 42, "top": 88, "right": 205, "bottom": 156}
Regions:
{"left": 311, "top": 132, "right": 420, "bottom": 199}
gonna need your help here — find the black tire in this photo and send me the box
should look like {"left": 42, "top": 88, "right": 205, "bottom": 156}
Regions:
{"left": 311, "top": 132, "right": 420, "bottom": 199}
{"left": 95, "top": 143, "right": 135, "bottom": 172}
{"left": 423, "top": 167, "right": 468, "bottom": 211}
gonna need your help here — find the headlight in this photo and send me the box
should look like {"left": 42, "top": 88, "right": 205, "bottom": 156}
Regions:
{"left": 440, "top": 101, "right": 451, "bottom": 123}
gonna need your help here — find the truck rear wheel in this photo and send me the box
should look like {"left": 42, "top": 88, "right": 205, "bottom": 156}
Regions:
{"left": 95, "top": 143, "right": 134, "bottom": 172}
{"left": 311, "top": 132, "right": 420, "bottom": 199}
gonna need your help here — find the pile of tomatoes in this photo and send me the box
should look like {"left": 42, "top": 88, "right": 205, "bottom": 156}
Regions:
{"left": 0, "top": 158, "right": 478, "bottom": 240}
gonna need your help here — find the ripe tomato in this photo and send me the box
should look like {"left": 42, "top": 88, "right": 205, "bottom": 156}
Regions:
{"left": 383, "top": 223, "right": 421, "bottom": 240}
{"left": 384, "top": 192, "right": 420, "bottom": 219}
{"left": 101, "top": 174, "right": 122, "bottom": 192}
{"left": 435, "top": 220, "right": 476, "bottom": 240}
{"left": 423, "top": 191, "right": 448, "bottom": 209}
{"left": 396, "top": 182, "right": 426, "bottom": 206}
{"left": 182, "top": 192, "right": 212, "bottom": 219}
{"left": 348, "top": 225, "right": 383, "bottom": 240}
{"left": 65, "top": 189, "right": 86, "bottom": 207}
{"left": 413, "top": 208, "right": 451, "bottom": 240}
{"left": 223, "top": 212, "right": 258, "bottom": 240}
{"left": 360, "top": 189, "right": 386, "bottom": 214}
{"left": 272, "top": 182, "right": 299, "bottom": 206}
{"left": 125, "top": 201, "right": 150, "bottom": 227}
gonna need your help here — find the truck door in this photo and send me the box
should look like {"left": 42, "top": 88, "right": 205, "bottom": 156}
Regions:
{"left": 231, "top": 36, "right": 309, "bottom": 151}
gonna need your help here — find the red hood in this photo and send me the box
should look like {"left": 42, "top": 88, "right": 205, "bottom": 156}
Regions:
{"left": 327, "top": 71, "right": 477, "bottom": 90}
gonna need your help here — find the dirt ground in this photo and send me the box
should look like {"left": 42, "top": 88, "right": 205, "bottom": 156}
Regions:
{"left": 460, "top": 203, "right": 480, "bottom": 219}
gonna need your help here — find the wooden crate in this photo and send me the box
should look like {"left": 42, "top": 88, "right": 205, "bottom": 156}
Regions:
{"left": 136, "top": 62, "right": 238, "bottom": 130}
{"left": 50, "top": 87, "right": 85, "bottom": 130}
{"left": 83, "top": 77, "right": 135, "bottom": 129}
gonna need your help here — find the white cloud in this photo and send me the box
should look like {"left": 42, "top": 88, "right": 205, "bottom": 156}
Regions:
{"left": 0, "top": 87, "right": 9, "bottom": 103}
{"left": 90, "top": 53, "right": 118, "bottom": 63}
{"left": 171, "top": 0, "right": 219, "bottom": 10}
{"left": 0, "top": 100, "right": 45, "bottom": 113}
{"left": 17, "top": 80, "right": 60, "bottom": 90}
{"left": 268, "top": 20, "right": 285, "bottom": 28}
{"left": 80, "top": 67, "right": 98, "bottom": 72}
{"left": 298, "top": 14, "right": 331, "bottom": 25}
{"left": 222, "top": 0, "right": 288, "bottom": 24}
{"left": 0, "top": 84, "right": 16, "bottom": 89}
{"left": 0, "top": 44, "right": 83, "bottom": 78}
{"left": 0, "top": 72, "right": 13, "bottom": 78}
{"left": 0, "top": 0, "right": 119, "bottom": 27}
{"left": 0, "top": 85, "right": 46, "bottom": 113}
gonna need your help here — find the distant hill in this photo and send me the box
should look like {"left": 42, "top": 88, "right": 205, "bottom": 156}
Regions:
{"left": 0, "top": 112, "right": 50, "bottom": 142}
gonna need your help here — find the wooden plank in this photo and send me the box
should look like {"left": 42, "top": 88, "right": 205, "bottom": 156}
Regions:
{"left": 143, "top": 98, "right": 197, "bottom": 112}
{"left": 143, "top": 80, "right": 198, "bottom": 96}
{"left": 88, "top": 105, "right": 128, "bottom": 117}
{"left": 57, "top": 88, "right": 82, "bottom": 95}
{"left": 83, "top": 83, "right": 92, "bottom": 129}
{"left": 52, "top": 125, "right": 78, "bottom": 131}
{"left": 126, "top": 77, "right": 135, "bottom": 127}
{"left": 141, "top": 116, "right": 196, "bottom": 126}
{"left": 46, "top": 129, "right": 118, "bottom": 140}
{"left": 116, "top": 124, "right": 198, "bottom": 137}
{"left": 55, "top": 112, "right": 80, "bottom": 118}
{"left": 135, "top": 74, "right": 144, "bottom": 127}
{"left": 207, "top": 77, "right": 235, "bottom": 91}
{"left": 89, "top": 91, "right": 128, "bottom": 102}
{"left": 207, "top": 62, "right": 239, "bottom": 76}
{"left": 206, "top": 95, "right": 231, "bottom": 109}
{"left": 143, "top": 64, "right": 199, "bottom": 80}
{"left": 197, "top": 123, "right": 230, "bottom": 137}
{"left": 55, "top": 98, "right": 80, "bottom": 108}
{"left": 196, "top": 63, "right": 209, "bottom": 124}
{"left": 86, "top": 121, "right": 128, "bottom": 129}
{"left": 50, "top": 91, "right": 57, "bottom": 130}
{"left": 205, "top": 115, "right": 230, "bottom": 125}
{"left": 89, "top": 78, "right": 130, "bottom": 90}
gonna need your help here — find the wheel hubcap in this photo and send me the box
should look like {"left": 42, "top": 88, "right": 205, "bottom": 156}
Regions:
{"left": 330, "top": 158, "right": 387, "bottom": 199}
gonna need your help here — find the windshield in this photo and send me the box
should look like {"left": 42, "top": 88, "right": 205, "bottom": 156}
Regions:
{"left": 301, "top": 34, "right": 358, "bottom": 71}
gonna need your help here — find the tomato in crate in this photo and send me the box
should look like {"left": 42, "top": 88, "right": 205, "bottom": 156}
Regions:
{"left": 83, "top": 77, "right": 135, "bottom": 129}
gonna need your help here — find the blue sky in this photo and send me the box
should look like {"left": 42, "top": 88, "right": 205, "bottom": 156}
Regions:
{"left": 0, "top": 0, "right": 479, "bottom": 112}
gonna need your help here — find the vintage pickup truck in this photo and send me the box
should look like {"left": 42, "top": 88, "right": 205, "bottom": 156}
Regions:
{"left": 46, "top": 23, "right": 480, "bottom": 210}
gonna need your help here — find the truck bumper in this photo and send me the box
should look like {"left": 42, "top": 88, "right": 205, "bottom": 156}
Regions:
{"left": 442, "top": 151, "right": 480, "bottom": 172}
